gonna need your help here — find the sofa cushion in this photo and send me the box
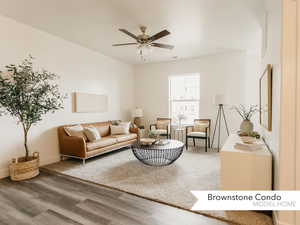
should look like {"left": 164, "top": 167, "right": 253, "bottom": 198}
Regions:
{"left": 110, "top": 122, "right": 131, "bottom": 135}
{"left": 84, "top": 126, "right": 101, "bottom": 142}
{"left": 86, "top": 137, "right": 117, "bottom": 151}
{"left": 94, "top": 125, "right": 110, "bottom": 137}
{"left": 113, "top": 133, "right": 137, "bottom": 143}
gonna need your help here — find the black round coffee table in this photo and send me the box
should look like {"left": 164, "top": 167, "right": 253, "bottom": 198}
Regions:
{"left": 131, "top": 139, "right": 184, "bottom": 166}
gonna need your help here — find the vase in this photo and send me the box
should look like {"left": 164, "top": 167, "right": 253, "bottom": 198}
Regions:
{"left": 240, "top": 120, "right": 254, "bottom": 133}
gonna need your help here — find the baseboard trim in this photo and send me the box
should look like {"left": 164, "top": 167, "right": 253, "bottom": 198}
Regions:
{"left": 0, "top": 155, "right": 60, "bottom": 179}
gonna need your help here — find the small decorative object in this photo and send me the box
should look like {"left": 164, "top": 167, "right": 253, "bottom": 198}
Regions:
{"left": 140, "top": 138, "right": 156, "bottom": 146}
{"left": 132, "top": 108, "right": 143, "bottom": 127}
{"left": 177, "top": 113, "right": 186, "bottom": 128}
{"left": 238, "top": 131, "right": 260, "bottom": 139}
{"left": 240, "top": 136, "right": 256, "bottom": 144}
{"left": 260, "top": 64, "right": 272, "bottom": 131}
{"left": 149, "top": 130, "right": 160, "bottom": 140}
{"left": 0, "top": 56, "right": 65, "bottom": 181}
{"left": 155, "top": 140, "right": 170, "bottom": 146}
{"left": 234, "top": 143, "right": 264, "bottom": 151}
{"left": 233, "top": 105, "right": 259, "bottom": 133}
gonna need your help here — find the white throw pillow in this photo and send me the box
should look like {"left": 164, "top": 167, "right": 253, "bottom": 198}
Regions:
{"left": 84, "top": 126, "right": 101, "bottom": 142}
{"left": 64, "top": 125, "right": 87, "bottom": 141}
{"left": 110, "top": 122, "right": 131, "bottom": 135}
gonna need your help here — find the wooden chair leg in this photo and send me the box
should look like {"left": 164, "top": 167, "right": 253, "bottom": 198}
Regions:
{"left": 193, "top": 138, "right": 195, "bottom": 146}
{"left": 205, "top": 138, "right": 208, "bottom": 152}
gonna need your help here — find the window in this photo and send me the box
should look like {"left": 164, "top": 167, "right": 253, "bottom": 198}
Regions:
{"left": 169, "top": 74, "right": 200, "bottom": 125}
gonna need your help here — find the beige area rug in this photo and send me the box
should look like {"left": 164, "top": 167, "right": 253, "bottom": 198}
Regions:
{"left": 44, "top": 147, "right": 273, "bottom": 225}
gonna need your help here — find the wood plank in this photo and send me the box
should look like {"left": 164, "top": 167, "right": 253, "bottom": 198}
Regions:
{"left": 0, "top": 172, "right": 231, "bottom": 225}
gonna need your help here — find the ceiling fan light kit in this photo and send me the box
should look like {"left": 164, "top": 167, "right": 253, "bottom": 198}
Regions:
{"left": 113, "top": 26, "right": 174, "bottom": 59}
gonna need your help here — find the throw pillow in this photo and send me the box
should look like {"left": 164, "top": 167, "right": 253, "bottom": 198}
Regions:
{"left": 111, "top": 120, "right": 122, "bottom": 125}
{"left": 157, "top": 120, "right": 169, "bottom": 130}
{"left": 119, "top": 122, "right": 131, "bottom": 133}
{"left": 84, "top": 126, "right": 101, "bottom": 142}
{"left": 64, "top": 125, "right": 87, "bottom": 141}
{"left": 110, "top": 122, "right": 131, "bottom": 135}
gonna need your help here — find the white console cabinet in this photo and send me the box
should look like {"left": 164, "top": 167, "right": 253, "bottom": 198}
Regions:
{"left": 220, "top": 134, "right": 272, "bottom": 190}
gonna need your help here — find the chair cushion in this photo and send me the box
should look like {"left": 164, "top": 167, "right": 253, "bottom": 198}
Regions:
{"left": 86, "top": 137, "right": 117, "bottom": 151}
{"left": 187, "top": 132, "right": 207, "bottom": 137}
{"left": 113, "top": 133, "right": 137, "bottom": 143}
{"left": 151, "top": 129, "right": 167, "bottom": 135}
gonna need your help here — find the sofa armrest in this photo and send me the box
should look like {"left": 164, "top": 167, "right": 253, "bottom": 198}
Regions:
{"left": 59, "top": 136, "right": 87, "bottom": 158}
{"left": 130, "top": 127, "right": 140, "bottom": 140}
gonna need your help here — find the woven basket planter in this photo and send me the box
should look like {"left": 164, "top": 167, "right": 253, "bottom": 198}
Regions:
{"left": 9, "top": 152, "right": 39, "bottom": 181}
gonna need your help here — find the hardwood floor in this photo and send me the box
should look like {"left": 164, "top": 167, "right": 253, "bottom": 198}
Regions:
{"left": 0, "top": 171, "right": 233, "bottom": 225}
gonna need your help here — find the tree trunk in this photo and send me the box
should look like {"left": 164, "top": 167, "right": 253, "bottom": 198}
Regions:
{"left": 22, "top": 126, "right": 29, "bottom": 161}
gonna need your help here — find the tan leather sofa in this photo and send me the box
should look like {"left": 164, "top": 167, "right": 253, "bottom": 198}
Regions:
{"left": 58, "top": 121, "right": 139, "bottom": 164}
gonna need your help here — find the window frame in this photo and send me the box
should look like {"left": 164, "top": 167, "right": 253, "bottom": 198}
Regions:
{"left": 168, "top": 74, "right": 200, "bottom": 125}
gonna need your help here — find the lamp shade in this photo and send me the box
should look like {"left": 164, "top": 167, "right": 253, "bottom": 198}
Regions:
{"left": 132, "top": 108, "right": 143, "bottom": 117}
{"left": 213, "top": 94, "right": 227, "bottom": 105}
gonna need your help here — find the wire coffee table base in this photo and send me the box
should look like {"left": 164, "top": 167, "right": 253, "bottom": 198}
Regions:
{"left": 132, "top": 140, "right": 184, "bottom": 166}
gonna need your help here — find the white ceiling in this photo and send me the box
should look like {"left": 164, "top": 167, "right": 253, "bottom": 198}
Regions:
{"left": 0, "top": 0, "right": 264, "bottom": 64}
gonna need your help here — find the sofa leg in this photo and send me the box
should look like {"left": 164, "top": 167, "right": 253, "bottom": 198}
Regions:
{"left": 82, "top": 159, "right": 86, "bottom": 166}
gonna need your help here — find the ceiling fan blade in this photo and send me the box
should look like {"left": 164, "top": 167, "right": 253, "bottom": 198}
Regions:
{"left": 151, "top": 43, "right": 174, "bottom": 50}
{"left": 112, "top": 43, "right": 138, "bottom": 46}
{"left": 119, "top": 29, "right": 139, "bottom": 40}
{"left": 149, "top": 30, "right": 170, "bottom": 42}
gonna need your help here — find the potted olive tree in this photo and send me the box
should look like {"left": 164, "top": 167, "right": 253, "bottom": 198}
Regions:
{"left": 0, "top": 56, "right": 65, "bottom": 181}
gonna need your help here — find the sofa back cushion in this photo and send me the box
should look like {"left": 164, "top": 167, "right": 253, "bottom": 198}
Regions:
{"left": 81, "top": 121, "right": 112, "bottom": 137}
{"left": 110, "top": 122, "right": 131, "bottom": 135}
{"left": 64, "top": 125, "right": 87, "bottom": 141}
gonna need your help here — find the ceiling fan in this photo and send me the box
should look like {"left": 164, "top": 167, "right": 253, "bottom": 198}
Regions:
{"left": 112, "top": 26, "right": 174, "bottom": 55}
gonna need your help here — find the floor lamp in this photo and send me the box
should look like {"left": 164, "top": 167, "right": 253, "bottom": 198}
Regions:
{"left": 211, "top": 95, "right": 230, "bottom": 151}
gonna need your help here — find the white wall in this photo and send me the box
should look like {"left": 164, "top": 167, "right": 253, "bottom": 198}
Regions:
{"left": 244, "top": 0, "right": 282, "bottom": 187}
{"left": 243, "top": 0, "right": 284, "bottom": 223}
{"left": 134, "top": 51, "right": 248, "bottom": 146}
{"left": 260, "top": 0, "right": 282, "bottom": 192}
{"left": 0, "top": 15, "right": 135, "bottom": 178}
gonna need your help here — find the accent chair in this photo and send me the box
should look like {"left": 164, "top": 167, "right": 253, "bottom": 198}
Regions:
{"left": 150, "top": 118, "right": 172, "bottom": 139}
{"left": 186, "top": 119, "right": 211, "bottom": 152}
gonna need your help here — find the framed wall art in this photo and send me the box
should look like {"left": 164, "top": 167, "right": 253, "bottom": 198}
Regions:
{"left": 259, "top": 64, "right": 273, "bottom": 131}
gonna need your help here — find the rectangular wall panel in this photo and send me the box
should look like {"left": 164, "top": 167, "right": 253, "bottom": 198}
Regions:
{"left": 75, "top": 92, "right": 108, "bottom": 113}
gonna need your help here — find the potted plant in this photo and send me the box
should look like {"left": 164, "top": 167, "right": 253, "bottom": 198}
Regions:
{"left": 0, "top": 56, "right": 65, "bottom": 181}
{"left": 233, "top": 105, "right": 259, "bottom": 133}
